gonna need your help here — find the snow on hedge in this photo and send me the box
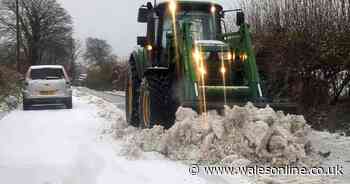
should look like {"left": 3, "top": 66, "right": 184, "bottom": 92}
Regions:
{"left": 0, "top": 95, "right": 20, "bottom": 114}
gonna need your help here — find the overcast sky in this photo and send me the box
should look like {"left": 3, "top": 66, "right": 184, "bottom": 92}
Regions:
{"left": 56, "top": 0, "right": 238, "bottom": 57}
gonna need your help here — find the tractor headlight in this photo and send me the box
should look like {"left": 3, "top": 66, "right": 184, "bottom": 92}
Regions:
{"left": 146, "top": 45, "right": 153, "bottom": 51}
{"left": 169, "top": 0, "right": 177, "bottom": 14}
{"left": 220, "top": 66, "right": 226, "bottom": 74}
{"left": 219, "top": 52, "right": 235, "bottom": 61}
{"left": 239, "top": 52, "right": 248, "bottom": 61}
{"left": 192, "top": 49, "right": 206, "bottom": 75}
{"left": 192, "top": 50, "right": 202, "bottom": 64}
{"left": 210, "top": 5, "right": 216, "bottom": 14}
{"left": 199, "top": 66, "right": 207, "bottom": 75}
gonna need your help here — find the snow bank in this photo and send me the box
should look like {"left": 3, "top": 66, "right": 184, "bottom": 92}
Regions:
{"left": 121, "top": 103, "right": 320, "bottom": 167}
{"left": 75, "top": 89, "right": 346, "bottom": 184}
{"left": 76, "top": 88, "right": 319, "bottom": 167}
{"left": 75, "top": 89, "right": 126, "bottom": 132}
{"left": 104, "top": 90, "right": 125, "bottom": 97}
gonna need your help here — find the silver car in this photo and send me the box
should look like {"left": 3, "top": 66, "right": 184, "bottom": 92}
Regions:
{"left": 23, "top": 65, "right": 73, "bottom": 110}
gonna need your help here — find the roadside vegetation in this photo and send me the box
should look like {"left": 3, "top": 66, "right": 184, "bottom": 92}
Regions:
{"left": 0, "top": 0, "right": 80, "bottom": 104}
{"left": 0, "top": 65, "right": 22, "bottom": 101}
{"left": 0, "top": 0, "right": 126, "bottom": 97}
{"left": 0, "top": 0, "right": 79, "bottom": 69}
{"left": 83, "top": 37, "right": 128, "bottom": 91}
{"left": 239, "top": 0, "right": 350, "bottom": 133}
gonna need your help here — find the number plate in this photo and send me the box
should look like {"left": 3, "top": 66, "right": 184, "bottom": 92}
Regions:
{"left": 40, "top": 91, "right": 55, "bottom": 95}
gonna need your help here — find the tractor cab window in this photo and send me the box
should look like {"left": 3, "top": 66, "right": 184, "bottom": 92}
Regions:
{"left": 162, "top": 11, "right": 217, "bottom": 47}
{"left": 162, "top": 16, "right": 173, "bottom": 48}
{"left": 222, "top": 15, "right": 240, "bottom": 33}
{"left": 178, "top": 12, "right": 216, "bottom": 41}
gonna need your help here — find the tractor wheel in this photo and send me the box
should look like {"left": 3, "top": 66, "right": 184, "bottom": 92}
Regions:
{"left": 125, "top": 58, "right": 141, "bottom": 127}
{"left": 139, "top": 72, "right": 177, "bottom": 129}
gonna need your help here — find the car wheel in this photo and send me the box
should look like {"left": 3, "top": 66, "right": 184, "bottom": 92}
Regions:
{"left": 23, "top": 98, "right": 31, "bottom": 111}
{"left": 66, "top": 97, "right": 73, "bottom": 109}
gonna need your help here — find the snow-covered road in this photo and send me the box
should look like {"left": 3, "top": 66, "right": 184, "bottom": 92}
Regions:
{"left": 0, "top": 90, "right": 252, "bottom": 184}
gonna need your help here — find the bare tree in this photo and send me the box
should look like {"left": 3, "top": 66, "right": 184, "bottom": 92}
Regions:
{"left": 69, "top": 39, "right": 82, "bottom": 81}
{"left": 112, "top": 59, "right": 128, "bottom": 90}
{"left": 0, "top": 42, "right": 16, "bottom": 64}
{"left": 84, "top": 37, "right": 113, "bottom": 66}
{"left": 0, "top": 0, "right": 73, "bottom": 66}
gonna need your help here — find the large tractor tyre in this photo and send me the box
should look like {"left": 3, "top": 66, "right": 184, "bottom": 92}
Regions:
{"left": 139, "top": 73, "right": 178, "bottom": 129}
{"left": 125, "top": 58, "right": 141, "bottom": 127}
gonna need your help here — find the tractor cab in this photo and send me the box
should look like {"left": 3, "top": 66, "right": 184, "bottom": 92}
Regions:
{"left": 137, "top": 1, "right": 225, "bottom": 64}
{"left": 137, "top": 1, "right": 258, "bottom": 105}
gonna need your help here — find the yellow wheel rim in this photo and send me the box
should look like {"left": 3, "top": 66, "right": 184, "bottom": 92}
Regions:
{"left": 142, "top": 92, "right": 151, "bottom": 127}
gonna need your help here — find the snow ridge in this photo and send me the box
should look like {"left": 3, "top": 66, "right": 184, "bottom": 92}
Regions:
{"left": 80, "top": 86, "right": 320, "bottom": 168}
{"left": 78, "top": 88, "right": 347, "bottom": 184}
{"left": 120, "top": 104, "right": 320, "bottom": 167}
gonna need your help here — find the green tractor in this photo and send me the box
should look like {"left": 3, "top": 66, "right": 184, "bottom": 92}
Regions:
{"left": 126, "top": 0, "right": 293, "bottom": 128}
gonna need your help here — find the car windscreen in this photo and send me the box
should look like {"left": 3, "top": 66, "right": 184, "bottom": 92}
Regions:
{"left": 30, "top": 68, "right": 65, "bottom": 80}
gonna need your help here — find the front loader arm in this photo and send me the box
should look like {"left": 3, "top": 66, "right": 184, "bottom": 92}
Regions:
{"left": 165, "top": 21, "right": 200, "bottom": 104}
{"left": 223, "top": 24, "right": 263, "bottom": 99}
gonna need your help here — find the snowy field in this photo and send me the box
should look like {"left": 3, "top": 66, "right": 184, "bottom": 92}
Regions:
{"left": 0, "top": 88, "right": 349, "bottom": 184}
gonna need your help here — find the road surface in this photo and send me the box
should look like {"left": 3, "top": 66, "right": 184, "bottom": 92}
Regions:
{"left": 0, "top": 111, "right": 5, "bottom": 120}
{"left": 0, "top": 89, "right": 252, "bottom": 184}
{"left": 78, "top": 87, "right": 125, "bottom": 110}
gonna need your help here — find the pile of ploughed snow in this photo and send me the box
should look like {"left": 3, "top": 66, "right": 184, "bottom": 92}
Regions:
{"left": 120, "top": 103, "right": 320, "bottom": 167}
